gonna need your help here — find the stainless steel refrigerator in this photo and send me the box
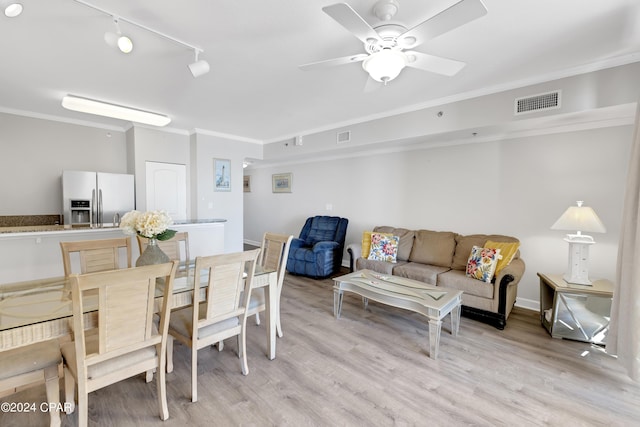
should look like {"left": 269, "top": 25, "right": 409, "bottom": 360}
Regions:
{"left": 62, "top": 170, "right": 135, "bottom": 228}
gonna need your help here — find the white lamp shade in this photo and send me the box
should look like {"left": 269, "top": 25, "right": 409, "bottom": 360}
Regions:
{"left": 551, "top": 202, "right": 606, "bottom": 233}
{"left": 362, "top": 49, "right": 407, "bottom": 83}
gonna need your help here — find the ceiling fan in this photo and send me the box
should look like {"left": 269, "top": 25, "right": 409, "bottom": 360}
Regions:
{"left": 299, "top": 0, "right": 487, "bottom": 84}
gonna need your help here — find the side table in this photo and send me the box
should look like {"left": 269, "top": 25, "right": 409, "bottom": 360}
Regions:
{"left": 538, "top": 273, "right": 613, "bottom": 345}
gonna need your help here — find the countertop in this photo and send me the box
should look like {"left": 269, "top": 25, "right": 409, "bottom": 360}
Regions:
{"left": 0, "top": 219, "right": 226, "bottom": 235}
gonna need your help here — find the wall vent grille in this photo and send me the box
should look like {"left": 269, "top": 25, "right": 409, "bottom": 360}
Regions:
{"left": 336, "top": 131, "right": 351, "bottom": 144}
{"left": 515, "top": 90, "right": 561, "bottom": 115}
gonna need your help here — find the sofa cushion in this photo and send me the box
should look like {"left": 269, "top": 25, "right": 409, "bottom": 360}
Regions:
{"left": 356, "top": 258, "right": 408, "bottom": 275}
{"left": 485, "top": 240, "right": 520, "bottom": 275}
{"left": 452, "top": 234, "right": 520, "bottom": 271}
{"left": 408, "top": 230, "right": 456, "bottom": 268}
{"left": 437, "top": 269, "right": 494, "bottom": 299}
{"left": 392, "top": 262, "right": 449, "bottom": 286}
{"left": 466, "top": 246, "right": 501, "bottom": 283}
{"left": 367, "top": 233, "right": 399, "bottom": 263}
{"left": 374, "top": 227, "right": 415, "bottom": 261}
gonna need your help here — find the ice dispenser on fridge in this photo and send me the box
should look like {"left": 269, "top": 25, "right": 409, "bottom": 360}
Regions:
{"left": 70, "top": 199, "right": 91, "bottom": 227}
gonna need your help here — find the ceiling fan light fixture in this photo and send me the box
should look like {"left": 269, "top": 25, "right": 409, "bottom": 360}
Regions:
{"left": 362, "top": 49, "right": 407, "bottom": 83}
{"left": 1, "top": 0, "right": 22, "bottom": 17}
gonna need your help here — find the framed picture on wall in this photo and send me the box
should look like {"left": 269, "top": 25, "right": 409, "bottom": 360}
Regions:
{"left": 243, "top": 175, "right": 251, "bottom": 192}
{"left": 214, "top": 159, "right": 231, "bottom": 191}
{"left": 272, "top": 173, "right": 292, "bottom": 193}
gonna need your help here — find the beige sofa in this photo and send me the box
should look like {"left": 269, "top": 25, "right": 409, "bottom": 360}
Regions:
{"left": 346, "top": 226, "right": 526, "bottom": 329}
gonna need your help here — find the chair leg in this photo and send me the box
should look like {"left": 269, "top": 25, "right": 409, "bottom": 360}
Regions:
{"left": 146, "top": 369, "right": 154, "bottom": 383}
{"left": 63, "top": 367, "right": 75, "bottom": 414}
{"left": 77, "top": 386, "right": 88, "bottom": 427}
{"left": 156, "top": 347, "right": 169, "bottom": 421}
{"left": 44, "top": 365, "right": 61, "bottom": 427}
{"left": 216, "top": 340, "right": 224, "bottom": 351}
{"left": 239, "top": 327, "right": 249, "bottom": 376}
{"left": 255, "top": 312, "right": 261, "bottom": 326}
{"left": 166, "top": 336, "right": 174, "bottom": 373}
{"left": 191, "top": 345, "right": 198, "bottom": 403}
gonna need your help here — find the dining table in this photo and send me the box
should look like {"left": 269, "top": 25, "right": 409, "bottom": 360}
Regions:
{"left": 0, "top": 263, "right": 279, "bottom": 360}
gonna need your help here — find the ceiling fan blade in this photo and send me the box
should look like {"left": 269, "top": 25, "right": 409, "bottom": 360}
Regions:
{"left": 404, "top": 51, "right": 466, "bottom": 76}
{"left": 398, "top": 0, "right": 487, "bottom": 48}
{"left": 299, "top": 53, "right": 368, "bottom": 71}
{"left": 322, "top": 3, "right": 382, "bottom": 44}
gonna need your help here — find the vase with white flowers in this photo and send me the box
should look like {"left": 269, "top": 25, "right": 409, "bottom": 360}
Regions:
{"left": 120, "top": 210, "right": 177, "bottom": 266}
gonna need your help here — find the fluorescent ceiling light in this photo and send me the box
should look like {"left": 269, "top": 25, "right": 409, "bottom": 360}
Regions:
{"left": 61, "top": 95, "right": 171, "bottom": 127}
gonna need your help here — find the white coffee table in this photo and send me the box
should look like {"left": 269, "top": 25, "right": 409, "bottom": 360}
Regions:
{"left": 333, "top": 270, "right": 462, "bottom": 359}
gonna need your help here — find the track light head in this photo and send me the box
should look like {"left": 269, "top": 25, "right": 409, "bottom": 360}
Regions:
{"left": 1, "top": 0, "right": 23, "bottom": 17}
{"left": 188, "top": 49, "right": 210, "bottom": 77}
{"left": 105, "top": 17, "right": 133, "bottom": 53}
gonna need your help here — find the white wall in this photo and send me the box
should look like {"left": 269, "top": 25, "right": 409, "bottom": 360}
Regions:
{"left": 191, "top": 132, "right": 262, "bottom": 252}
{"left": 0, "top": 113, "right": 128, "bottom": 215}
{"left": 243, "top": 124, "right": 633, "bottom": 309}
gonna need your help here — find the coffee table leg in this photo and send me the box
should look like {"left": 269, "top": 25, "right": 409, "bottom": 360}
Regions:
{"left": 428, "top": 318, "right": 442, "bottom": 360}
{"left": 451, "top": 304, "right": 461, "bottom": 337}
{"left": 334, "top": 287, "right": 344, "bottom": 319}
{"left": 362, "top": 297, "right": 368, "bottom": 310}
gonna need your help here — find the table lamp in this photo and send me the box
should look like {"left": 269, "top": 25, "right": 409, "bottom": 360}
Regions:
{"left": 551, "top": 201, "right": 606, "bottom": 285}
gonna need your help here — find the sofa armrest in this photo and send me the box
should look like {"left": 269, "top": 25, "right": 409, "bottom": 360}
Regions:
{"left": 493, "top": 257, "right": 526, "bottom": 315}
{"left": 346, "top": 243, "right": 362, "bottom": 272}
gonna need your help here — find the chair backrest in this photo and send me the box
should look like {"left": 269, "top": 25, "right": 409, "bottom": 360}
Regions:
{"left": 299, "top": 216, "right": 349, "bottom": 246}
{"left": 259, "top": 232, "right": 293, "bottom": 288}
{"left": 194, "top": 249, "right": 261, "bottom": 328}
{"left": 60, "top": 237, "right": 132, "bottom": 276}
{"left": 68, "top": 261, "right": 178, "bottom": 378}
{"left": 137, "top": 232, "right": 190, "bottom": 266}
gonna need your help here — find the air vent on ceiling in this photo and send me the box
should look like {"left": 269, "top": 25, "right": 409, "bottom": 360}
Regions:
{"left": 515, "top": 90, "right": 561, "bottom": 115}
{"left": 336, "top": 131, "right": 351, "bottom": 144}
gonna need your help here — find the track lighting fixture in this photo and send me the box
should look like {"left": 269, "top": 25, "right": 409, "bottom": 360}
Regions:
{"left": 188, "top": 49, "right": 210, "bottom": 78}
{"left": 73, "top": 0, "right": 207, "bottom": 76}
{"left": 1, "top": 0, "right": 23, "bottom": 17}
{"left": 104, "top": 18, "right": 133, "bottom": 54}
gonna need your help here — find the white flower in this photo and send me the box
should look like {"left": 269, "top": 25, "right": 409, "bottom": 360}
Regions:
{"left": 119, "top": 210, "right": 174, "bottom": 239}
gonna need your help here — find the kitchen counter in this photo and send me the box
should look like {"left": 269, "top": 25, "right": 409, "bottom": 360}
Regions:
{"left": 0, "top": 219, "right": 227, "bottom": 236}
{"left": 0, "top": 220, "right": 227, "bottom": 283}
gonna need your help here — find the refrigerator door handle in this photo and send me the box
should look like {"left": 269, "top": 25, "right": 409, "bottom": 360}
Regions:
{"left": 91, "top": 189, "right": 97, "bottom": 228}
{"left": 98, "top": 189, "right": 103, "bottom": 227}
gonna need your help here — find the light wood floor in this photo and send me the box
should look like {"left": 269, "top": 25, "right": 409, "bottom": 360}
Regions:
{"left": 3, "top": 268, "right": 639, "bottom": 426}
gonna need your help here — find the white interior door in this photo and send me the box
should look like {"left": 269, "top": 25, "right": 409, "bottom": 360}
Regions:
{"left": 145, "top": 161, "right": 187, "bottom": 220}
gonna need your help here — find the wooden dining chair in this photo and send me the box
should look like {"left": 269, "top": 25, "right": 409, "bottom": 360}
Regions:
{"left": 137, "top": 232, "right": 190, "bottom": 269}
{"left": 60, "top": 237, "right": 132, "bottom": 276}
{"left": 0, "top": 340, "right": 62, "bottom": 427}
{"left": 166, "top": 248, "right": 260, "bottom": 402}
{"left": 248, "top": 232, "right": 293, "bottom": 338}
{"left": 61, "top": 261, "right": 178, "bottom": 427}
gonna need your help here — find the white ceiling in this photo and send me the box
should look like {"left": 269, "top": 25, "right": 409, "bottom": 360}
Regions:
{"left": 1, "top": 0, "right": 639, "bottom": 143}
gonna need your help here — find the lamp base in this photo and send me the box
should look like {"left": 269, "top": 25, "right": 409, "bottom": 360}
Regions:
{"left": 563, "top": 237, "right": 593, "bottom": 286}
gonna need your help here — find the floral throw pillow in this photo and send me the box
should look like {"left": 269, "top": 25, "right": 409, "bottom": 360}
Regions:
{"left": 367, "top": 233, "right": 399, "bottom": 263}
{"left": 466, "top": 246, "right": 502, "bottom": 283}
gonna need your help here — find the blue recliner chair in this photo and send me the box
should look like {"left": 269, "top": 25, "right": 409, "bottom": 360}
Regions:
{"left": 286, "top": 216, "right": 349, "bottom": 279}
